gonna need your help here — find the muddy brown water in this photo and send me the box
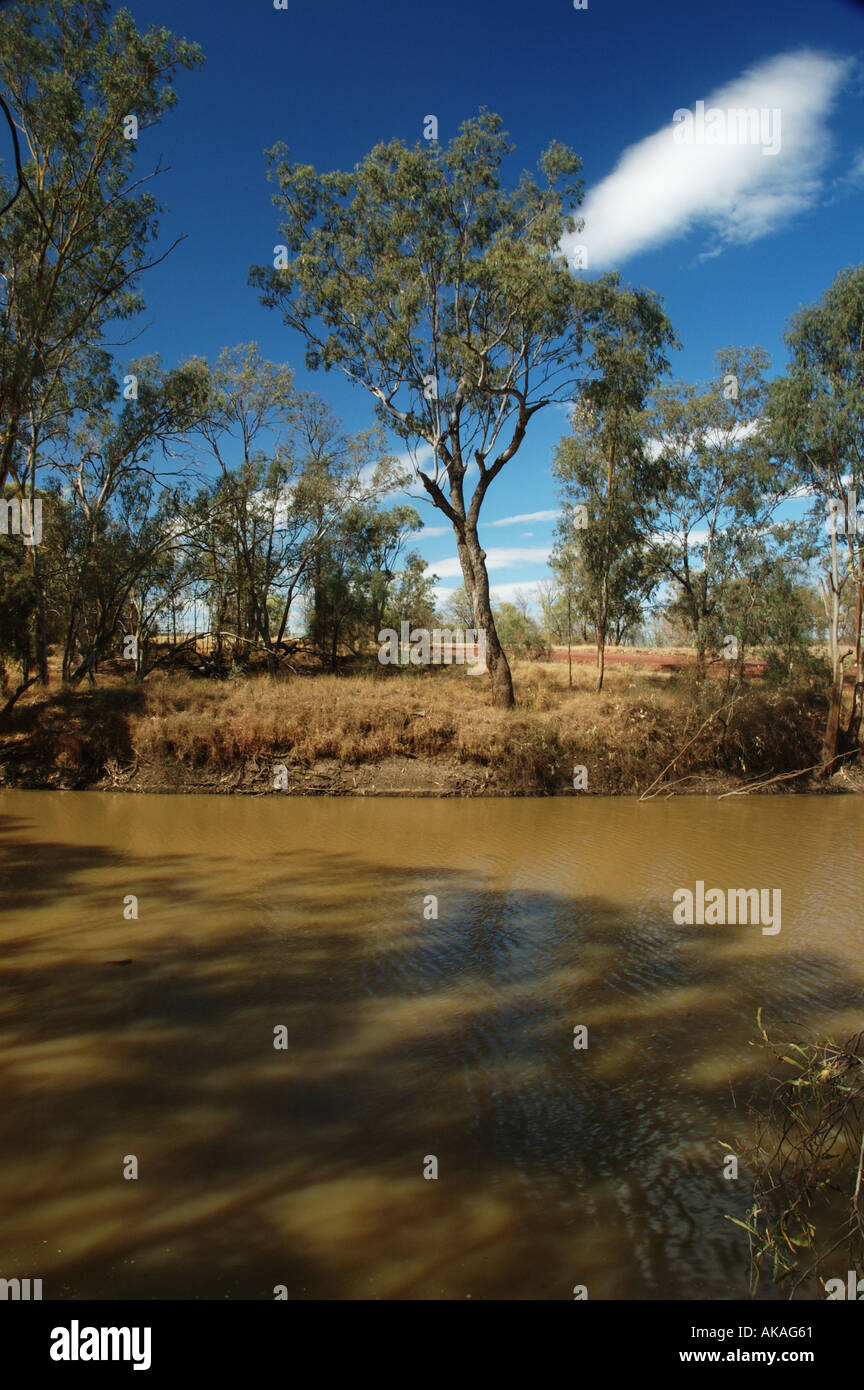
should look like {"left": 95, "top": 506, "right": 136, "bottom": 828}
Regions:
{"left": 0, "top": 789, "right": 862, "bottom": 1300}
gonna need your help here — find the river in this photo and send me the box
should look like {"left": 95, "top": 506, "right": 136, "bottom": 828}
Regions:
{"left": 1, "top": 790, "right": 861, "bottom": 1299}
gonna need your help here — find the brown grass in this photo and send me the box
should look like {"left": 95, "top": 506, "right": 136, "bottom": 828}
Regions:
{"left": 0, "top": 654, "right": 831, "bottom": 796}
{"left": 129, "top": 660, "right": 691, "bottom": 770}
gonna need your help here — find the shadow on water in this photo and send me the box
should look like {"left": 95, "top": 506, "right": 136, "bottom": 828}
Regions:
{"left": 0, "top": 807, "right": 861, "bottom": 1301}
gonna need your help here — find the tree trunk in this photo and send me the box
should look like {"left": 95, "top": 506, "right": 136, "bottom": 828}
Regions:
{"left": 595, "top": 622, "right": 606, "bottom": 693}
{"left": 456, "top": 535, "right": 476, "bottom": 619}
{"left": 819, "top": 526, "right": 845, "bottom": 772}
{"left": 847, "top": 575, "right": 864, "bottom": 746}
{"left": 846, "top": 681, "right": 863, "bottom": 749}
{"left": 461, "top": 527, "right": 513, "bottom": 709}
{"left": 62, "top": 613, "right": 79, "bottom": 683}
{"left": 30, "top": 546, "right": 50, "bottom": 684}
{"left": 0, "top": 675, "right": 38, "bottom": 723}
{"left": 0, "top": 403, "right": 22, "bottom": 499}
{"left": 595, "top": 573, "right": 609, "bottom": 693}
{"left": 822, "top": 679, "right": 843, "bottom": 767}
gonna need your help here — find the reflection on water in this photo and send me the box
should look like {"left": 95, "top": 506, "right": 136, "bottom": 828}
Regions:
{"left": 0, "top": 790, "right": 862, "bottom": 1300}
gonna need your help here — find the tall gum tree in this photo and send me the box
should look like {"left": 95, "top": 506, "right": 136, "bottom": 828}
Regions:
{"left": 252, "top": 110, "right": 628, "bottom": 708}
{"left": 58, "top": 353, "right": 210, "bottom": 683}
{"left": 0, "top": 0, "right": 202, "bottom": 674}
{"left": 552, "top": 277, "right": 676, "bottom": 691}
{"left": 768, "top": 264, "right": 864, "bottom": 767}
{"left": 187, "top": 344, "right": 402, "bottom": 676}
{"left": 0, "top": 0, "right": 202, "bottom": 485}
{"left": 635, "top": 348, "right": 782, "bottom": 673}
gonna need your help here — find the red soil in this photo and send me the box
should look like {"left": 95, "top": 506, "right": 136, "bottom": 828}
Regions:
{"left": 549, "top": 647, "right": 768, "bottom": 677}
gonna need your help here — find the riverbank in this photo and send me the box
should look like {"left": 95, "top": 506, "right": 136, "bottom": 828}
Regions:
{"left": 1, "top": 656, "right": 857, "bottom": 797}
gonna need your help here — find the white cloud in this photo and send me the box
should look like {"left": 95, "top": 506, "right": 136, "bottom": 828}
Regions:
{"left": 433, "top": 580, "right": 545, "bottom": 607}
{"left": 413, "top": 508, "right": 560, "bottom": 543}
{"left": 486, "top": 509, "right": 561, "bottom": 527}
{"left": 431, "top": 585, "right": 458, "bottom": 606}
{"left": 426, "top": 545, "right": 551, "bottom": 579}
{"left": 645, "top": 418, "right": 762, "bottom": 459}
{"left": 394, "top": 443, "right": 481, "bottom": 483}
{"left": 489, "top": 581, "right": 545, "bottom": 605}
{"left": 394, "top": 443, "right": 436, "bottom": 474}
{"left": 707, "top": 418, "right": 761, "bottom": 445}
{"left": 652, "top": 528, "right": 712, "bottom": 547}
{"left": 425, "top": 557, "right": 463, "bottom": 579}
{"left": 563, "top": 50, "right": 852, "bottom": 268}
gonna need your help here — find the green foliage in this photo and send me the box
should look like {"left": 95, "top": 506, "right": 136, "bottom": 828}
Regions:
{"left": 251, "top": 109, "right": 589, "bottom": 445}
{"left": 551, "top": 279, "right": 675, "bottom": 676}
{"left": 0, "top": 522, "right": 38, "bottom": 689}
{"left": 492, "top": 601, "right": 548, "bottom": 659}
{"left": 767, "top": 263, "right": 864, "bottom": 751}
{"left": 637, "top": 348, "right": 787, "bottom": 667}
{"left": 306, "top": 498, "right": 429, "bottom": 666}
{"left": 181, "top": 344, "right": 404, "bottom": 674}
{"left": 382, "top": 550, "right": 439, "bottom": 633}
{"left": 250, "top": 109, "right": 678, "bottom": 705}
{"left": 0, "top": 0, "right": 203, "bottom": 492}
{"left": 715, "top": 561, "right": 823, "bottom": 684}
{"left": 439, "top": 584, "right": 476, "bottom": 632}
{"left": 769, "top": 264, "right": 864, "bottom": 504}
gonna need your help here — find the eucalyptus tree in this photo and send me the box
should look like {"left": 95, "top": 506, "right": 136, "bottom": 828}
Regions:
{"left": 343, "top": 501, "right": 424, "bottom": 648}
{"left": 122, "top": 518, "right": 189, "bottom": 680}
{"left": 250, "top": 110, "right": 657, "bottom": 707}
{"left": 636, "top": 348, "right": 784, "bottom": 673}
{"left": 439, "top": 584, "right": 477, "bottom": 634}
{"left": 538, "top": 568, "right": 581, "bottom": 687}
{"left": 308, "top": 499, "right": 424, "bottom": 666}
{"left": 553, "top": 278, "right": 673, "bottom": 689}
{"left": 768, "top": 264, "right": 864, "bottom": 763}
{"left": 0, "top": 0, "right": 202, "bottom": 497}
{"left": 0, "top": 506, "right": 39, "bottom": 712}
{"left": 492, "top": 601, "right": 547, "bottom": 660}
{"left": 188, "top": 345, "right": 402, "bottom": 675}
{"left": 716, "top": 555, "right": 819, "bottom": 685}
{"left": 384, "top": 551, "right": 439, "bottom": 635}
{"left": 58, "top": 355, "right": 209, "bottom": 681}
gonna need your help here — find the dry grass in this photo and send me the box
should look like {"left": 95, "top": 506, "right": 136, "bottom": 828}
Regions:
{"left": 0, "top": 654, "right": 829, "bottom": 795}
{"left": 130, "top": 660, "right": 688, "bottom": 770}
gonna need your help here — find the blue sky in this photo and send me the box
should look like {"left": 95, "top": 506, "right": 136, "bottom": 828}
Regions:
{"left": 126, "top": 0, "right": 864, "bottom": 606}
